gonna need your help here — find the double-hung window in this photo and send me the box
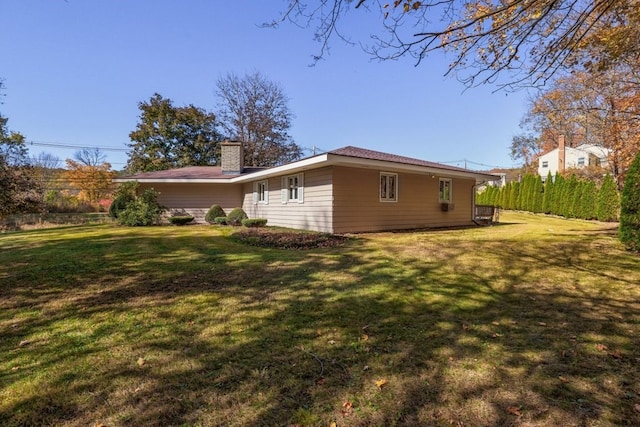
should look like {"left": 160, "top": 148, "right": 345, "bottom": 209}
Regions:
{"left": 281, "top": 173, "right": 304, "bottom": 204}
{"left": 253, "top": 180, "right": 268, "bottom": 205}
{"left": 439, "top": 178, "right": 452, "bottom": 203}
{"left": 542, "top": 161, "right": 549, "bottom": 168}
{"left": 380, "top": 172, "right": 397, "bottom": 202}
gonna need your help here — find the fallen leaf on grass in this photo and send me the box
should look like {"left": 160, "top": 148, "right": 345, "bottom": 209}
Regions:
{"left": 375, "top": 379, "right": 388, "bottom": 389}
{"left": 328, "top": 340, "right": 336, "bottom": 345}
{"left": 507, "top": 406, "right": 522, "bottom": 417}
{"left": 634, "top": 403, "right": 640, "bottom": 413}
{"left": 596, "top": 344, "right": 608, "bottom": 352}
{"left": 18, "top": 340, "right": 31, "bottom": 347}
{"left": 558, "top": 375, "right": 570, "bottom": 383}
{"left": 341, "top": 401, "right": 353, "bottom": 416}
{"left": 330, "top": 422, "right": 337, "bottom": 427}
{"left": 136, "top": 357, "right": 146, "bottom": 367}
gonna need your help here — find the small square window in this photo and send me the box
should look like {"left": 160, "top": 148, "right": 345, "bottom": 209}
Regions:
{"left": 380, "top": 172, "right": 397, "bottom": 202}
{"left": 577, "top": 157, "right": 585, "bottom": 166}
{"left": 439, "top": 178, "right": 452, "bottom": 203}
{"left": 542, "top": 161, "right": 549, "bottom": 168}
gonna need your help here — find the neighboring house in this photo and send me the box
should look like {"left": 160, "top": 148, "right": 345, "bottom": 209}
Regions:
{"left": 115, "top": 141, "right": 500, "bottom": 233}
{"left": 537, "top": 135, "right": 610, "bottom": 179}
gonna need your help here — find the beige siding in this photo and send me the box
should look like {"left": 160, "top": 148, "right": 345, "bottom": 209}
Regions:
{"left": 138, "top": 183, "right": 243, "bottom": 222}
{"left": 332, "top": 166, "right": 475, "bottom": 233}
{"left": 242, "top": 167, "right": 334, "bottom": 232}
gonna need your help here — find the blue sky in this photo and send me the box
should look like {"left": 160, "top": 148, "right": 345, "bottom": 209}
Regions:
{"left": 1, "top": 0, "right": 530, "bottom": 171}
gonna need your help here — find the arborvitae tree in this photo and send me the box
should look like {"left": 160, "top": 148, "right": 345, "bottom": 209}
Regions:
{"left": 515, "top": 178, "right": 525, "bottom": 210}
{"left": 499, "top": 183, "right": 509, "bottom": 208}
{"left": 533, "top": 174, "right": 544, "bottom": 213}
{"left": 620, "top": 151, "right": 640, "bottom": 251}
{"left": 509, "top": 182, "right": 520, "bottom": 210}
{"left": 490, "top": 186, "right": 500, "bottom": 206}
{"left": 569, "top": 178, "right": 584, "bottom": 218}
{"left": 581, "top": 181, "right": 597, "bottom": 220}
{"left": 561, "top": 175, "right": 578, "bottom": 218}
{"left": 521, "top": 175, "right": 533, "bottom": 211}
{"left": 476, "top": 187, "right": 487, "bottom": 205}
{"left": 552, "top": 175, "right": 566, "bottom": 216}
{"left": 542, "top": 172, "right": 554, "bottom": 214}
{"left": 597, "top": 174, "right": 620, "bottom": 222}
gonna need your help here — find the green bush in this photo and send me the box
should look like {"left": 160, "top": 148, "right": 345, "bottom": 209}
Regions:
{"left": 214, "top": 216, "right": 228, "bottom": 225}
{"left": 204, "top": 204, "right": 226, "bottom": 223}
{"left": 168, "top": 215, "right": 194, "bottom": 225}
{"left": 242, "top": 218, "right": 268, "bottom": 228}
{"left": 620, "top": 151, "right": 640, "bottom": 251}
{"left": 226, "top": 207, "right": 248, "bottom": 226}
{"left": 117, "top": 188, "right": 165, "bottom": 226}
{"left": 109, "top": 181, "right": 138, "bottom": 218}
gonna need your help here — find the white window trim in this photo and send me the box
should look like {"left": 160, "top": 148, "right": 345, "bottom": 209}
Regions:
{"left": 281, "top": 173, "right": 304, "bottom": 204}
{"left": 439, "top": 178, "right": 452, "bottom": 203}
{"left": 380, "top": 172, "right": 398, "bottom": 202}
{"left": 253, "top": 180, "right": 268, "bottom": 205}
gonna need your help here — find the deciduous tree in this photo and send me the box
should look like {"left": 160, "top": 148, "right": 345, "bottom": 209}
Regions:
{"left": 521, "top": 68, "right": 639, "bottom": 183}
{"left": 64, "top": 159, "right": 115, "bottom": 204}
{"left": 273, "top": 0, "right": 639, "bottom": 88}
{"left": 127, "top": 94, "right": 222, "bottom": 173}
{"left": 0, "top": 115, "right": 42, "bottom": 216}
{"left": 216, "top": 72, "right": 303, "bottom": 167}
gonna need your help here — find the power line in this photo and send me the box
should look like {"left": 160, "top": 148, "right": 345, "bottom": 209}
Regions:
{"left": 28, "top": 140, "right": 130, "bottom": 152}
{"left": 437, "top": 158, "right": 511, "bottom": 170}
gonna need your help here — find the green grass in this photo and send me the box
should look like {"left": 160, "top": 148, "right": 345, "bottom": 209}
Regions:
{"left": 1, "top": 212, "right": 639, "bottom": 426}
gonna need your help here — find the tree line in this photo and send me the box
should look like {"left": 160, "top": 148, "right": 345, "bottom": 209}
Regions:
{"left": 477, "top": 173, "right": 621, "bottom": 222}
{"left": 1, "top": 72, "right": 301, "bottom": 218}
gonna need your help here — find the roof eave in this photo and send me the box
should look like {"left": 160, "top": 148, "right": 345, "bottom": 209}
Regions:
{"left": 324, "top": 153, "right": 500, "bottom": 182}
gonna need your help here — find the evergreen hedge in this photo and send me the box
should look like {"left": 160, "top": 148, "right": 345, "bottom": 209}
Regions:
{"left": 597, "top": 174, "right": 620, "bottom": 222}
{"left": 620, "top": 152, "right": 640, "bottom": 251}
{"left": 477, "top": 172, "right": 621, "bottom": 223}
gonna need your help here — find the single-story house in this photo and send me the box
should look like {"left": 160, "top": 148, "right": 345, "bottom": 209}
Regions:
{"left": 115, "top": 141, "right": 500, "bottom": 233}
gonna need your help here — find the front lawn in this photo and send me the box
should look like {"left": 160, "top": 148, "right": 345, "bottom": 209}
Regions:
{"left": 1, "top": 212, "right": 639, "bottom": 426}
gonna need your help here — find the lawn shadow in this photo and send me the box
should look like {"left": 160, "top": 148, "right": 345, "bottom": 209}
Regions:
{"left": 1, "top": 222, "right": 640, "bottom": 426}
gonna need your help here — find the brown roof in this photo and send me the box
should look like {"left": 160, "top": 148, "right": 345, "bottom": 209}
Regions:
{"left": 118, "top": 146, "right": 495, "bottom": 181}
{"left": 123, "top": 166, "right": 265, "bottom": 180}
{"left": 328, "top": 146, "right": 478, "bottom": 174}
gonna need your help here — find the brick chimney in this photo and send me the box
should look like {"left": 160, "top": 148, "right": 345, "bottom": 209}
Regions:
{"left": 221, "top": 140, "right": 244, "bottom": 175}
{"left": 557, "top": 135, "right": 565, "bottom": 174}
